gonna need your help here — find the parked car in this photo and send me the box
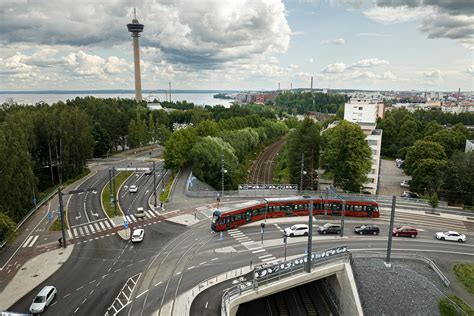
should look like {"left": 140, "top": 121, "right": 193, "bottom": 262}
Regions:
{"left": 284, "top": 224, "right": 309, "bottom": 237}
{"left": 131, "top": 229, "right": 145, "bottom": 242}
{"left": 317, "top": 223, "right": 341, "bottom": 235}
{"left": 129, "top": 185, "right": 138, "bottom": 193}
{"left": 396, "top": 158, "right": 404, "bottom": 168}
{"left": 402, "top": 191, "right": 419, "bottom": 199}
{"left": 144, "top": 169, "right": 153, "bottom": 175}
{"left": 434, "top": 231, "right": 466, "bottom": 242}
{"left": 30, "top": 285, "right": 57, "bottom": 314}
{"left": 393, "top": 226, "right": 418, "bottom": 238}
{"left": 400, "top": 180, "right": 410, "bottom": 188}
{"left": 354, "top": 224, "right": 380, "bottom": 235}
{"left": 135, "top": 207, "right": 145, "bottom": 219}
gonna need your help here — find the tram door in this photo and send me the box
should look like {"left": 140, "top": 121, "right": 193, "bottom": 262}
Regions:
{"left": 245, "top": 210, "right": 252, "bottom": 222}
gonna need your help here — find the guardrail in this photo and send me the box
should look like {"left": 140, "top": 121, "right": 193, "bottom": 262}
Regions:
{"left": 221, "top": 247, "right": 351, "bottom": 316}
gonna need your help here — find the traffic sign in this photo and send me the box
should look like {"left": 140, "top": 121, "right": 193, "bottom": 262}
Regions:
{"left": 123, "top": 219, "right": 129, "bottom": 229}
{"left": 47, "top": 211, "right": 52, "bottom": 222}
{"left": 32, "top": 197, "right": 37, "bottom": 205}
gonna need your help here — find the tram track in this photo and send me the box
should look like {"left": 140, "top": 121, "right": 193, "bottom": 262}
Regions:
{"left": 248, "top": 136, "right": 287, "bottom": 185}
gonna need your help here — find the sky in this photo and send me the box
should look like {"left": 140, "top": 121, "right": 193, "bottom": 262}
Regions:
{"left": 0, "top": 0, "right": 473, "bottom": 92}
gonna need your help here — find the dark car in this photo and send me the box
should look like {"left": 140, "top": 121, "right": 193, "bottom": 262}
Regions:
{"left": 317, "top": 223, "right": 341, "bottom": 235}
{"left": 354, "top": 224, "right": 380, "bottom": 235}
{"left": 401, "top": 191, "right": 420, "bottom": 199}
{"left": 392, "top": 226, "right": 418, "bottom": 238}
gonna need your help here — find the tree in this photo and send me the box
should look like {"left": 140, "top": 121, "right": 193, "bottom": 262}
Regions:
{"left": 398, "top": 119, "right": 420, "bottom": 149}
{"left": 287, "top": 118, "right": 321, "bottom": 190}
{"left": 92, "top": 123, "right": 110, "bottom": 157}
{"left": 428, "top": 129, "right": 466, "bottom": 158}
{"left": 410, "top": 159, "right": 447, "bottom": 196}
{"left": 423, "top": 121, "right": 443, "bottom": 137}
{"left": 0, "top": 212, "right": 16, "bottom": 243}
{"left": 428, "top": 193, "right": 439, "bottom": 214}
{"left": 163, "top": 128, "right": 197, "bottom": 170}
{"left": 403, "top": 140, "right": 447, "bottom": 175}
{"left": 196, "top": 120, "right": 219, "bottom": 137}
{"left": 322, "top": 121, "right": 371, "bottom": 192}
{"left": 442, "top": 152, "right": 474, "bottom": 206}
{"left": 190, "top": 137, "right": 239, "bottom": 190}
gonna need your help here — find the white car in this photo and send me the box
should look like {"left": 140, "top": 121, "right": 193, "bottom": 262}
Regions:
{"left": 144, "top": 169, "right": 153, "bottom": 175}
{"left": 284, "top": 224, "right": 309, "bottom": 237}
{"left": 131, "top": 229, "right": 144, "bottom": 242}
{"left": 129, "top": 185, "right": 138, "bottom": 193}
{"left": 434, "top": 231, "right": 466, "bottom": 242}
{"left": 30, "top": 285, "right": 57, "bottom": 314}
{"left": 400, "top": 180, "right": 410, "bottom": 188}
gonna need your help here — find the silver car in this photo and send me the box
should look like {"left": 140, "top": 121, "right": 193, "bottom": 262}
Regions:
{"left": 30, "top": 285, "right": 57, "bottom": 314}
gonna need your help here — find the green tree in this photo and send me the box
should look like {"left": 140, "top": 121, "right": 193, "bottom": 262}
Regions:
{"left": 423, "top": 121, "right": 443, "bottom": 137}
{"left": 404, "top": 140, "right": 447, "bottom": 175}
{"left": 442, "top": 152, "right": 474, "bottom": 206}
{"left": 428, "top": 129, "right": 466, "bottom": 158}
{"left": 322, "top": 121, "right": 371, "bottom": 192}
{"left": 196, "top": 120, "right": 219, "bottom": 137}
{"left": 92, "top": 123, "right": 110, "bottom": 157}
{"left": 410, "top": 159, "right": 447, "bottom": 196}
{"left": 163, "top": 128, "right": 197, "bottom": 170}
{"left": 0, "top": 212, "right": 16, "bottom": 242}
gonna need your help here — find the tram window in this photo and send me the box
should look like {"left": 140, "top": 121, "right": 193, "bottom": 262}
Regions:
{"left": 235, "top": 214, "right": 242, "bottom": 221}
{"left": 353, "top": 205, "right": 361, "bottom": 212}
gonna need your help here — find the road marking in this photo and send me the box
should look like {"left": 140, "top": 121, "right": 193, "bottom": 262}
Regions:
{"left": 76, "top": 285, "right": 84, "bottom": 291}
{"left": 99, "top": 221, "right": 106, "bottom": 230}
{"left": 63, "top": 293, "right": 71, "bottom": 298}
{"left": 89, "top": 280, "right": 96, "bottom": 284}
{"left": 136, "top": 290, "right": 148, "bottom": 298}
{"left": 89, "top": 289, "right": 94, "bottom": 296}
{"left": 252, "top": 249, "right": 265, "bottom": 254}
{"left": 22, "top": 236, "right": 34, "bottom": 248}
{"left": 78, "top": 226, "right": 84, "bottom": 236}
{"left": 176, "top": 272, "right": 181, "bottom": 275}
{"left": 74, "top": 307, "right": 79, "bottom": 313}
{"left": 199, "top": 261, "right": 207, "bottom": 265}
{"left": 205, "top": 301, "right": 208, "bottom": 309}
{"left": 187, "top": 266, "right": 195, "bottom": 270}
{"left": 130, "top": 215, "right": 137, "bottom": 222}
{"left": 104, "top": 221, "right": 111, "bottom": 229}
{"left": 89, "top": 225, "right": 96, "bottom": 234}
{"left": 83, "top": 225, "right": 90, "bottom": 235}
{"left": 67, "top": 229, "right": 73, "bottom": 239}
{"left": 126, "top": 215, "right": 133, "bottom": 223}
{"left": 81, "top": 298, "right": 87, "bottom": 304}
{"left": 94, "top": 223, "right": 100, "bottom": 231}
{"left": 155, "top": 281, "right": 162, "bottom": 286}
{"left": 259, "top": 254, "right": 272, "bottom": 259}
{"left": 241, "top": 241, "right": 255, "bottom": 245}
{"left": 73, "top": 228, "right": 78, "bottom": 238}
{"left": 211, "top": 257, "right": 218, "bottom": 261}
{"left": 262, "top": 257, "right": 277, "bottom": 262}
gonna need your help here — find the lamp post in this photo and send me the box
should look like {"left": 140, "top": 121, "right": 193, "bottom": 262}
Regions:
{"left": 221, "top": 154, "right": 227, "bottom": 198}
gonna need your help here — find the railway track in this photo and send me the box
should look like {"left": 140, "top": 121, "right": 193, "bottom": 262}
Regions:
{"left": 247, "top": 136, "right": 287, "bottom": 185}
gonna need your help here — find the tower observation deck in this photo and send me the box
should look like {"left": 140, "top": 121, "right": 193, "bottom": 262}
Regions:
{"left": 127, "top": 9, "right": 144, "bottom": 101}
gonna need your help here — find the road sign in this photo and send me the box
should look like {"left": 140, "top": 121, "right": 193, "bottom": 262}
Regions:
{"left": 220, "top": 231, "right": 224, "bottom": 240}
{"left": 32, "top": 197, "right": 37, "bottom": 205}
{"left": 47, "top": 211, "right": 52, "bottom": 222}
{"left": 123, "top": 219, "right": 129, "bottom": 229}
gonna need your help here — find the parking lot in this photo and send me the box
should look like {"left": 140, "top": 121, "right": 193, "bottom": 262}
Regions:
{"left": 378, "top": 159, "right": 411, "bottom": 196}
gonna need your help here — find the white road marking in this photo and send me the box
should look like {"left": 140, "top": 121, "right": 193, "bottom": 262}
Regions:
{"left": 258, "top": 254, "right": 272, "bottom": 259}
{"left": 136, "top": 290, "right": 149, "bottom": 298}
{"left": 89, "top": 225, "right": 96, "bottom": 234}
{"left": 78, "top": 227, "right": 84, "bottom": 236}
{"left": 104, "top": 221, "right": 111, "bottom": 229}
{"left": 262, "top": 257, "right": 277, "bottom": 262}
{"left": 187, "top": 266, "right": 195, "bottom": 270}
{"left": 252, "top": 249, "right": 265, "bottom": 254}
{"left": 211, "top": 257, "right": 218, "bottom": 261}
{"left": 83, "top": 225, "right": 90, "bottom": 235}
{"left": 22, "top": 236, "right": 34, "bottom": 248}
{"left": 94, "top": 223, "right": 100, "bottom": 231}
{"left": 99, "top": 221, "right": 106, "bottom": 230}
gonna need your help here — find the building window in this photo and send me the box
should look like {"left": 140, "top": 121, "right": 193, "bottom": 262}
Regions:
{"left": 367, "top": 140, "right": 378, "bottom": 146}
{"left": 359, "top": 107, "right": 363, "bottom": 110}
{"left": 372, "top": 150, "right": 377, "bottom": 155}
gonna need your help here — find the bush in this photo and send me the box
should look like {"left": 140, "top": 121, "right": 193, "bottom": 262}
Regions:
{"left": 439, "top": 295, "right": 474, "bottom": 316}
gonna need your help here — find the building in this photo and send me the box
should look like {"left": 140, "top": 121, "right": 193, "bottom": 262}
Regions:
{"left": 343, "top": 94, "right": 384, "bottom": 194}
{"left": 441, "top": 101, "right": 474, "bottom": 114}
{"left": 344, "top": 95, "right": 385, "bottom": 123}
{"left": 127, "top": 9, "right": 144, "bottom": 101}
{"left": 466, "top": 139, "right": 474, "bottom": 152}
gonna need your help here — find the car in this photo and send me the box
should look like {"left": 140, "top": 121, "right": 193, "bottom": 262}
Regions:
{"left": 284, "top": 224, "right": 309, "bottom": 237}
{"left": 144, "top": 169, "right": 153, "bottom": 175}
{"left": 131, "top": 229, "right": 145, "bottom": 242}
{"left": 393, "top": 226, "right": 418, "bottom": 238}
{"left": 354, "top": 224, "right": 380, "bottom": 235}
{"left": 135, "top": 207, "right": 145, "bottom": 219}
{"left": 400, "top": 180, "right": 410, "bottom": 188}
{"left": 29, "top": 285, "right": 57, "bottom": 314}
{"left": 129, "top": 185, "right": 138, "bottom": 193}
{"left": 317, "top": 223, "right": 341, "bottom": 235}
{"left": 402, "top": 191, "right": 419, "bottom": 199}
{"left": 434, "top": 231, "right": 466, "bottom": 242}
{"left": 396, "top": 159, "right": 404, "bottom": 168}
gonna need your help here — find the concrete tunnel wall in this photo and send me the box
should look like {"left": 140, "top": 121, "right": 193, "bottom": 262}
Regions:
{"left": 227, "top": 259, "right": 363, "bottom": 316}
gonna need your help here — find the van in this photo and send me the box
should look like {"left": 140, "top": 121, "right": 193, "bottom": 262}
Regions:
{"left": 29, "top": 285, "right": 57, "bottom": 314}
{"left": 135, "top": 207, "right": 145, "bottom": 219}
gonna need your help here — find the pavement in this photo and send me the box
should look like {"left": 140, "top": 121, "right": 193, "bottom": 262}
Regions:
{"left": 378, "top": 158, "right": 409, "bottom": 196}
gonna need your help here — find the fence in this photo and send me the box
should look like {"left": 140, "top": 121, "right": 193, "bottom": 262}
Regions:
{"left": 221, "top": 248, "right": 352, "bottom": 316}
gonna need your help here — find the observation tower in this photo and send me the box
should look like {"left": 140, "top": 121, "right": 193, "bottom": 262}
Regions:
{"left": 127, "top": 9, "right": 144, "bottom": 101}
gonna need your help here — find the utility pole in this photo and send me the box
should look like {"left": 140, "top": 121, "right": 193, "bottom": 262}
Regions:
{"left": 112, "top": 167, "right": 117, "bottom": 214}
{"left": 305, "top": 199, "right": 313, "bottom": 273}
{"left": 385, "top": 196, "right": 396, "bottom": 267}
{"left": 221, "top": 154, "right": 225, "bottom": 197}
{"left": 340, "top": 200, "right": 346, "bottom": 237}
{"left": 153, "top": 161, "right": 157, "bottom": 207}
{"left": 300, "top": 152, "right": 305, "bottom": 192}
{"left": 57, "top": 187, "right": 67, "bottom": 249}
{"left": 108, "top": 169, "right": 113, "bottom": 207}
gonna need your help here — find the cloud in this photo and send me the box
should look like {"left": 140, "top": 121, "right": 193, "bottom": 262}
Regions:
{"left": 64, "top": 50, "right": 131, "bottom": 77}
{"left": 350, "top": 58, "right": 389, "bottom": 68}
{"left": 423, "top": 70, "right": 442, "bottom": 78}
{"left": 0, "top": 0, "right": 291, "bottom": 69}
{"left": 382, "top": 71, "right": 397, "bottom": 80}
{"left": 323, "top": 62, "right": 347, "bottom": 73}
{"left": 321, "top": 38, "right": 346, "bottom": 45}
{"left": 362, "top": 1, "right": 473, "bottom": 48}
{"left": 356, "top": 32, "right": 384, "bottom": 37}
{"left": 308, "top": 58, "right": 314, "bottom": 64}
{"left": 466, "top": 66, "right": 474, "bottom": 75}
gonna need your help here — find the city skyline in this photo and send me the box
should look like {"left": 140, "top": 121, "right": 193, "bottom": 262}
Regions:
{"left": 1, "top": 0, "right": 473, "bottom": 92}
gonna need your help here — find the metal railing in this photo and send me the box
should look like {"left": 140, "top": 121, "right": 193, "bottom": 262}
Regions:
{"left": 221, "top": 250, "right": 352, "bottom": 316}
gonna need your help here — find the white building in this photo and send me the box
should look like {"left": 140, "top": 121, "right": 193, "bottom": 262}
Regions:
{"left": 343, "top": 94, "right": 384, "bottom": 195}
{"left": 466, "top": 139, "right": 474, "bottom": 152}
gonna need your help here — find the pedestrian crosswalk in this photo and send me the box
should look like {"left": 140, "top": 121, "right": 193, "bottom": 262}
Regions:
{"left": 22, "top": 235, "right": 39, "bottom": 248}
{"left": 70, "top": 219, "right": 112, "bottom": 239}
{"left": 228, "top": 229, "right": 278, "bottom": 263}
{"left": 123, "top": 209, "right": 161, "bottom": 224}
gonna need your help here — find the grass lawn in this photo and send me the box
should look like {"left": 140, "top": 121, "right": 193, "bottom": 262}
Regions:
{"left": 102, "top": 171, "right": 133, "bottom": 217}
{"left": 454, "top": 263, "right": 474, "bottom": 295}
{"left": 439, "top": 295, "right": 474, "bottom": 316}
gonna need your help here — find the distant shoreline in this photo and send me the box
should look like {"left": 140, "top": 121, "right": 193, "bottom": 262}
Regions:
{"left": 0, "top": 89, "right": 240, "bottom": 95}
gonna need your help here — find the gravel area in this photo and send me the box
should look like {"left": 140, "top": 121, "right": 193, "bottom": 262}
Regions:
{"left": 352, "top": 257, "right": 448, "bottom": 316}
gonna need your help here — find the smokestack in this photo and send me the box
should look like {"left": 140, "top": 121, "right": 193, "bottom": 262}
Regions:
{"left": 457, "top": 88, "right": 460, "bottom": 103}
{"left": 311, "top": 76, "right": 313, "bottom": 90}
{"left": 278, "top": 82, "right": 280, "bottom": 90}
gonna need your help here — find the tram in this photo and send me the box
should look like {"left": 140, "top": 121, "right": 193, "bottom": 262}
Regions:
{"left": 211, "top": 196, "right": 379, "bottom": 232}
